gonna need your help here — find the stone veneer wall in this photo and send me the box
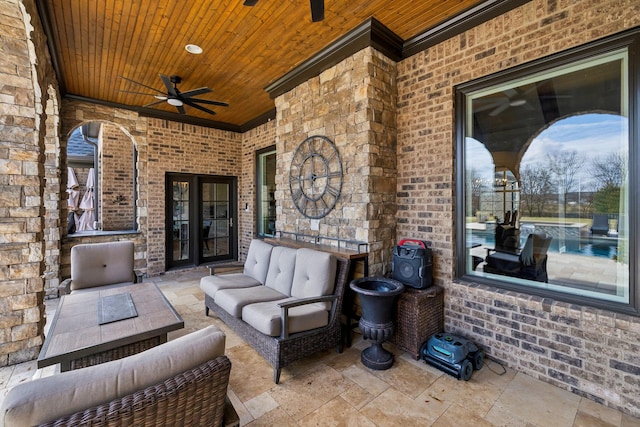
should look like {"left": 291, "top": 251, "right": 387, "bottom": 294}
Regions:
{"left": 0, "top": 0, "right": 58, "bottom": 364}
{"left": 396, "top": 0, "right": 640, "bottom": 416}
{"left": 275, "top": 48, "right": 398, "bottom": 275}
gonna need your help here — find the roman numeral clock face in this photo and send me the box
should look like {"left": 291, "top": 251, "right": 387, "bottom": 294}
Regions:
{"left": 289, "top": 136, "right": 343, "bottom": 219}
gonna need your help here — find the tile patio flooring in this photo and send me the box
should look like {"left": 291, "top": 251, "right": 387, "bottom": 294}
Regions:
{"left": 1, "top": 268, "right": 638, "bottom": 426}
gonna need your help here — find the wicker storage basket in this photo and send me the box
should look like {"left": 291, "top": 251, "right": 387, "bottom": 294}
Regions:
{"left": 391, "top": 285, "right": 444, "bottom": 359}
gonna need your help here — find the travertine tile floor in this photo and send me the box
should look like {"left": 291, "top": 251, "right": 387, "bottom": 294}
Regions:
{"left": 1, "top": 268, "right": 638, "bottom": 426}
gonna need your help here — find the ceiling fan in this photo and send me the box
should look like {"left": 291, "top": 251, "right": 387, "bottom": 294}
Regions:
{"left": 476, "top": 83, "right": 573, "bottom": 117}
{"left": 244, "top": 0, "right": 324, "bottom": 22}
{"left": 120, "top": 74, "right": 228, "bottom": 115}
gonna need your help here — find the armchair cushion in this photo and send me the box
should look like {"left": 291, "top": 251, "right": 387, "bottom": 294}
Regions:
{"left": 69, "top": 241, "right": 135, "bottom": 291}
{"left": 1, "top": 326, "right": 226, "bottom": 427}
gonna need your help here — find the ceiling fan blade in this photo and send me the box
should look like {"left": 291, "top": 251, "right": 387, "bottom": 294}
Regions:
{"left": 183, "top": 99, "right": 217, "bottom": 115}
{"left": 243, "top": 0, "right": 259, "bottom": 5}
{"left": 120, "top": 90, "right": 158, "bottom": 96}
{"left": 180, "top": 87, "right": 212, "bottom": 98}
{"left": 188, "top": 98, "right": 229, "bottom": 107}
{"left": 176, "top": 105, "right": 186, "bottom": 115}
{"left": 142, "top": 99, "right": 167, "bottom": 108}
{"left": 119, "top": 76, "right": 165, "bottom": 94}
{"left": 310, "top": 0, "right": 324, "bottom": 22}
{"left": 160, "top": 74, "right": 179, "bottom": 97}
{"left": 489, "top": 102, "right": 510, "bottom": 116}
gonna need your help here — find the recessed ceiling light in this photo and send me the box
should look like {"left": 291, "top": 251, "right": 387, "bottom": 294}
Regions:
{"left": 185, "top": 44, "right": 203, "bottom": 54}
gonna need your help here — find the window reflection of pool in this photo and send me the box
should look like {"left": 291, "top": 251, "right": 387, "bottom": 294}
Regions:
{"left": 469, "top": 230, "right": 619, "bottom": 260}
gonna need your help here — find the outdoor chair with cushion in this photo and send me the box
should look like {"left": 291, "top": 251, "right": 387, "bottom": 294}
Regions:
{"left": 60, "top": 241, "right": 140, "bottom": 295}
{"left": 590, "top": 214, "right": 610, "bottom": 236}
{"left": 484, "top": 232, "right": 552, "bottom": 282}
{"left": 1, "top": 326, "right": 238, "bottom": 427}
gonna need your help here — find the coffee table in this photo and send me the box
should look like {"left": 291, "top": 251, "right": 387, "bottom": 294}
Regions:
{"left": 38, "top": 282, "right": 184, "bottom": 371}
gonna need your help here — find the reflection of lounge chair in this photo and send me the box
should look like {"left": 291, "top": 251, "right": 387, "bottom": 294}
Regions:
{"left": 590, "top": 214, "right": 609, "bottom": 236}
{"left": 484, "top": 232, "right": 552, "bottom": 282}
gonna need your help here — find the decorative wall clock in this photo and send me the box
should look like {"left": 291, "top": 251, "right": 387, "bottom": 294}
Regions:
{"left": 289, "top": 135, "right": 342, "bottom": 219}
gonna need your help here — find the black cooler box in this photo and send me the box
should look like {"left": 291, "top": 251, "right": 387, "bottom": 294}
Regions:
{"left": 392, "top": 239, "right": 433, "bottom": 289}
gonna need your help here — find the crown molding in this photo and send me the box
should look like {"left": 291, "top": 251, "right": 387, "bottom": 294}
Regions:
{"left": 265, "top": 17, "right": 403, "bottom": 99}
{"left": 64, "top": 94, "right": 242, "bottom": 132}
{"left": 403, "top": 0, "right": 531, "bottom": 57}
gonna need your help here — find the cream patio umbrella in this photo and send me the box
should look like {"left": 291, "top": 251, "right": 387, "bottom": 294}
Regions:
{"left": 66, "top": 167, "right": 80, "bottom": 210}
{"left": 77, "top": 168, "right": 95, "bottom": 231}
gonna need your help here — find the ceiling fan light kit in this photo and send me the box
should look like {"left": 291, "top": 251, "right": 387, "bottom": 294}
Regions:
{"left": 167, "top": 98, "right": 184, "bottom": 106}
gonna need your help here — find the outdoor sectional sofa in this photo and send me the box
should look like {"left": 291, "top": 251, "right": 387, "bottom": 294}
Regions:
{"left": 200, "top": 239, "right": 350, "bottom": 383}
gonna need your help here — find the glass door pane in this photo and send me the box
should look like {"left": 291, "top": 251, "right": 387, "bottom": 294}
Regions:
{"left": 201, "top": 180, "right": 233, "bottom": 262}
{"left": 171, "top": 179, "right": 191, "bottom": 264}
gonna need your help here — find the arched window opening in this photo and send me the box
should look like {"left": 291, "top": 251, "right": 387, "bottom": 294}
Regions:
{"left": 67, "top": 121, "right": 137, "bottom": 233}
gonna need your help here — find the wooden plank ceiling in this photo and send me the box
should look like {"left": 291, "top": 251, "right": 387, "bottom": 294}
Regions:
{"left": 40, "top": 0, "right": 484, "bottom": 129}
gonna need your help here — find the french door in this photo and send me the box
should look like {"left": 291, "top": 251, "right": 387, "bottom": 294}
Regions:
{"left": 166, "top": 173, "right": 237, "bottom": 269}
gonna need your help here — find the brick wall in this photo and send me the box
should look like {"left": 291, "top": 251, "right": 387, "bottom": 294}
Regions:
{"left": 100, "top": 122, "right": 135, "bottom": 230}
{"left": 240, "top": 121, "right": 276, "bottom": 259}
{"left": 145, "top": 118, "right": 242, "bottom": 275}
{"left": 396, "top": 0, "right": 640, "bottom": 416}
{"left": 274, "top": 48, "right": 398, "bottom": 275}
{"left": 58, "top": 100, "right": 148, "bottom": 278}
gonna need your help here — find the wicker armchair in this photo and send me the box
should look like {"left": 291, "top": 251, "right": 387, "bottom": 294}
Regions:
{"left": 39, "top": 357, "right": 234, "bottom": 427}
{"left": 2, "top": 326, "right": 238, "bottom": 427}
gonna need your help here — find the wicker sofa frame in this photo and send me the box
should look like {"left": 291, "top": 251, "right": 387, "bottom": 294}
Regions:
{"left": 38, "top": 356, "right": 234, "bottom": 427}
{"left": 205, "top": 254, "right": 350, "bottom": 384}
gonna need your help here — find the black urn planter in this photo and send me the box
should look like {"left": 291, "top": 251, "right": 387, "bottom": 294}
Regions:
{"left": 350, "top": 277, "right": 404, "bottom": 370}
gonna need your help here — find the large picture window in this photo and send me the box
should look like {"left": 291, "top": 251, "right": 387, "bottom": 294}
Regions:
{"left": 456, "top": 31, "right": 638, "bottom": 313}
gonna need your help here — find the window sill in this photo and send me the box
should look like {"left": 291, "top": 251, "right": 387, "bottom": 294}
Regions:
{"left": 65, "top": 230, "right": 140, "bottom": 239}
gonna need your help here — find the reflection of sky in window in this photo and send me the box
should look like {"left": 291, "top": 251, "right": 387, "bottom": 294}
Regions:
{"left": 466, "top": 137, "right": 494, "bottom": 183}
{"left": 522, "top": 113, "right": 628, "bottom": 185}
{"left": 466, "top": 113, "right": 628, "bottom": 188}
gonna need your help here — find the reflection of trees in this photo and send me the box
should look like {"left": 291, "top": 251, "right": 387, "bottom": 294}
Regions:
{"left": 520, "top": 164, "right": 553, "bottom": 216}
{"left": 467, "top": 168, "right": 487, "bottom": 215}
{"left": 590, "top": 152, "right": 626, "bottom": 188}
{"left": 590, "top": 152, "right": 626, "bottom": 214}
{"left": 546, "top": 150, "right": 584, "bottom": 214}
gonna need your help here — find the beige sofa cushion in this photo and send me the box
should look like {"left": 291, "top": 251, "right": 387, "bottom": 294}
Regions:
{"left": 214, "top": 286, "right": 287, "bottom": 317}
{"left": 70, "top": 241, "right": 135, "bottom": 290}
{"left": 242, "top": 298, "right": 329, "bottom": 336}
{"left": 291, "top": 248, "right": 337, "bottom": 309}
{"left": 1, "top": 326, "right": 226, "bottom": 427}
{"left": 243, "top": 239, "right": 274, "bottom": 284}
{"left": 200, "top": 272, "right": 261, "bottom": 299}
{"left": 264, "top": 246, "right": 297, "bottom": 295}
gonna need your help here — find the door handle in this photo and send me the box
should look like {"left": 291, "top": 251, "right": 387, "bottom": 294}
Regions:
{"left": 229, "top": 217, "right": 233, "bottom": 227}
